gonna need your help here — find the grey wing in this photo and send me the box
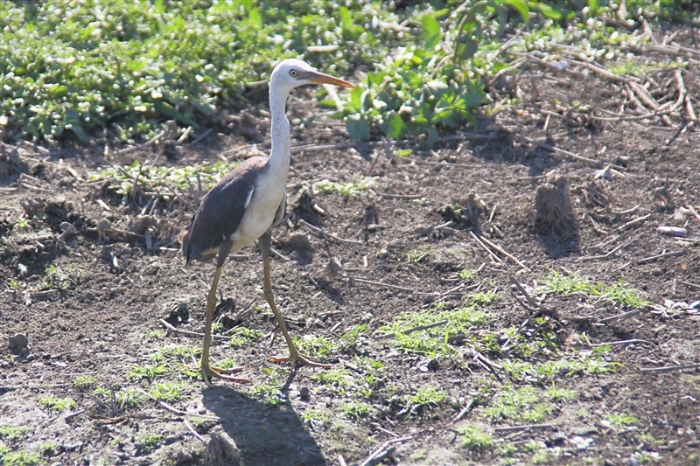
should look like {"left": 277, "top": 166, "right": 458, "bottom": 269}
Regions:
{"left": 182, "top": 163, "right": 262, "bottom": 264}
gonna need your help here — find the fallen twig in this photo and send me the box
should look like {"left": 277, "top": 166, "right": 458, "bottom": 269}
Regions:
{"left": 579, "top": 238, "right": 635, "bottom": 261}
{"left": 494, "top": 423, "right": 557, "bottom": 433}
{"left": 640, "top": 363, "right": 700, "bottom": 373}
{"left": 510, "top": 276, "right": 538, "bottom": 309}
{"left": 478, "top": 234, "right": 530, "bottom": 271}
{"left": 117, "top": 131, "right": 165, "bottom": 155}
{"left": 348, "top": 276, "right": 433, "bottom": 296}
{"left": 469, "top": 231, "right": 503, "bottom": 264}
{"left": 360, "top": 436, "right": 412, "bottom": 466}
{"left": 159, "top": 318, "right": 230, "bottom": 341}
{"left": 616, "top": 214, "right": 651, "bottom": 232}
{"left": 514, "top": 134, "right": 603, "bottom": 167}
{"left": 590, "top": 339, "right": 647, "bottom": 346}
{"left": 298, "top": 219, "right": 363, "bottom": 245}
{"left": 191, "top": 128, "right": 213, "bottom": 146}
{"left": 637, "top": 250, "right": 686, "bottom": 264}
{"left": 598, "top": 309, "right": 643, "bottom": 324}
{"left": 184, "top": 418, "right": 206, "bottom": 444}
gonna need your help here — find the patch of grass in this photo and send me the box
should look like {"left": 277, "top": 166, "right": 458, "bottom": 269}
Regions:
{"left": 406, "top": 245, "right": 435, "bottom": 265}
{"left": 249, "top": 380, "right": 283, "bottom": 406}
{"left": 310, "top": 369, "right": 351, "bottom": 396}
{"left": 13, "top": 219, "right": 30, "bottom": 230}
{"left": 0, "top": 449, "right": 41, "bottom": 466}
{"left": 293, "top": 335, "right": 334, "bottom": 358}
{"left": 404, "top": 386, "right": 446, "bottom": 416}
{"left": 147, "top": 330, "right": 165, "bottom": 339}
{"left": 606, "top": 412, "right": 639, "bottom": 428}
{"left": 90, "top": 160, "right": 240, "bottom": 200}
{"left": 340, "top": 401, "right": 375, "bottom": 421}
{"left": 457, "top": 269, "right": 477, "bottom": 281}
{"left": 0, "top": 426, "right": 26, "bottom": 441}
{"left": 150, "top": 381, "right": 185, "bottom": 403}
{"left": 127, "top": 363, "right": 168, "bottom": 381}
{"left": 6, "top": 280, "right": 22, "bottom": 290}
{"left": 40, "top": 441, "right": 56, "bottom": 456}
{"left": 379, "top": 304, "right": 489, "bottom": 357}
{"left": 483, "top": 385, "right": 552, "bottom": 424}
{"left": 229, "top": 327, "right": 264, "bottom": 348}
{"left": 37, "top": 395, "right": 76, "bottom": 412}
{"left": 545, "top": 385, "right": 577, "bottom": 402}
{"left": 149, "top": 345, "right": 198, "bottom": 363}
{"left": 457, "top": 424, "right": 495, "bottom": 451}
{"left": 340, "top": 324, "right": 367, "bottom": 348}
{"left": 312, "top": 176, "right": 376, "bottom": 198}
{"left": 301, "top": 410, "right": 329, "bottom": 428}
{"left": 43, "top": 265, "right": 70, "bottom": 290}
{"left": 72, "top": 375, "right": 96, "bottom": 390}
{"left": 542, "top": 270, "right": 650, "bottom": 309}
{"left": 135, "top": 433, "right": 162, "bottom": 454}
{"left": 116, "top": 387, "right": 142, "bottom": 409}
{"left": 463, "top": 291, "right": 497, "bottom": 306}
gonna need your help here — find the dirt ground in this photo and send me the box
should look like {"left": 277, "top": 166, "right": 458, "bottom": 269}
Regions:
{"left": 2, "top": 27, "right": 700, "bottom": 466}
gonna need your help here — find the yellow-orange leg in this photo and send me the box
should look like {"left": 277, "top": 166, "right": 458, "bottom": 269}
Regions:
{"left": 262, "top": 256, "right": 331, "bottom": 369}
{"left": 201, "top": 265, "right": 252, "bottom": 385}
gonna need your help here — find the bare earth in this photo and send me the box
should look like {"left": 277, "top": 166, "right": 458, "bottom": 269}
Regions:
{"left": 2, "top": 27, "right": 700, "bottom": 466}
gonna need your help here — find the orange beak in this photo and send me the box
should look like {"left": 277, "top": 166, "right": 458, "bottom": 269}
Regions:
{"left": 306, "top": 70, "right": 354, "bottom": 89}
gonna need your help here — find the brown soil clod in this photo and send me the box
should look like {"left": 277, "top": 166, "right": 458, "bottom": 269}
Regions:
{"left": 205, "top": 432, "right": 241, "bottom": 466}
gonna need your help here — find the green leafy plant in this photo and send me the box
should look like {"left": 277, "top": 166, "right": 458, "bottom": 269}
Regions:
{"left": 457, "top": 424, "right": 495, "bottom": 451}
{"left": 229, "top": 327, "right": 264, "bottom": 349}
{"left": 38, "top": 396, "right": 77, "bottom": 412}
{"left": 73, "top": 375, "right": 97, "bottom": 390}
{"left": 150, "top": 381, "right": 185, "bottom": 403}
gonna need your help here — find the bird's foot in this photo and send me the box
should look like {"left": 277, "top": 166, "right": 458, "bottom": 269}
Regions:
{"left": 268, "top": 352, "right": 331, "bottom": 369}
{"left": 195, "top": 363, "right": 252, "bottom": 386}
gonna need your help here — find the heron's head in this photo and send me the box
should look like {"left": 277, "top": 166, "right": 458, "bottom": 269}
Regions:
{"left": 270, "top": 59, "right": 354, "bottom": 92}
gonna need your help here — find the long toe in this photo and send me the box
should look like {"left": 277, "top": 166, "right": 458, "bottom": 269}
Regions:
{"left": 200, "top": 364, "right": 252, "bottom": 384}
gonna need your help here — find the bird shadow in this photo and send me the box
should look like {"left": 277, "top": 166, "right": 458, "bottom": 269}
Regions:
{"left": 202, "top": 384, "right": 327, "bottom": 466}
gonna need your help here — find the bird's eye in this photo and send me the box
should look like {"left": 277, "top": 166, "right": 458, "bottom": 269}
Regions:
{"left": 289, "top": 70, "right": 298, "bottom": 78}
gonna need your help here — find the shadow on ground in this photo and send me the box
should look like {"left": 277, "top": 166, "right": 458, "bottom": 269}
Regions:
{"left": 203, "top": 386, "right": 326, "bottom": 466}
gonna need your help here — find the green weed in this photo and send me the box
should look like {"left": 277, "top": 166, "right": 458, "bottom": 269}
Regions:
{"left": 127, "top": 363, "right": 168, "bottom": 381}
{"left": 0, "top": 426, "right": 26, "bottom": 441}
{"left": 293, "top": 335, "right": 334, "bottom": 358}
{"left": 150, "top": 381, "right": 185, "bottom": 403}
{"left": 301, "top": 410, "right": 329, "bottom": 428}
{"left": 229, "top": 328, "right": 264, "bottom": 348}
{"left": 116, "top": 387, "right": 142, "bottom": 408}
{"left": 340, "top": 401, "right": 375, "bottom": 421}
{"left": 606, "top": 412, "right": 639, "bottom": 428}
{"left": 483, "top": 386, "right": 552, "bottom": 424}
{"left": 135, "top": 433, "right": 162, "bottom": 454}
{"left": 310, "top": 369, "right": 351, "bottom": 396}
{"left": 312, "top": 176, "right": 376, "bottom": 198}
{"left": 404, "top": 386, "right": 446, "bottom": 416}
{"left": 0, "top": 449, "right": 41, "bottom": 466}
{"left": 457, "top": 424, "right": 495, "bottom": 451}
{"left": 147, "top": 330, "right": 165, "bottom": 339}
{"left": 542, "top": 270, "right": 649, "bottom": 309}
{"left": 38, "top": 396, "right": 76, "bottom": 412}
{"left": 73, "top": 375, "right": 96, "bottom": 390}
{"left": 457, "top": 269, "right": 477, "bottom": 281}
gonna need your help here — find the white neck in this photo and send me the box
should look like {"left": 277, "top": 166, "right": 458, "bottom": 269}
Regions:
{"left": 267, "top": 83, "right": 291, "bottom": 177}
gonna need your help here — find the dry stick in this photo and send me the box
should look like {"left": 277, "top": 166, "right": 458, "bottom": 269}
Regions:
{"left": 578, "top": 238, "right": 635, "bottom": 261}
{"left": 510, "top": 276, "right": 538, "bottom": 309}
{"left": 641, "top": 363, "right": 700, "bottom": 374}
{"left": 637, "top": 250, "right": 686, "bottom": 264}
{"left": 514, "top": 134, "right": 602, "bottom": 167}
{"left": 159, "top": 318, "right": 230, "bottom": 341}
{"left": 680, "top": 280, "right": 700, "bottom": 291}
{"left": 469, "top": 231, "right": 503, "bottom": 264}
{"left": 298, "top": 219, "right": 362, "bottom": 245}
{"left": 452, "top": 399, "right": 476, "bottom": 422}
{"left": 494, "top": 423, "right": 557, "bottom": 433}
{"left": 588, "top": 109, "right": 673, "bottom": 122}
{"left": 184, "top": 418, "right": 206, "bottom": 444}
{"left": 598, "top": 309, "right": 643, "bottom": 324}
{"left": 590, "top": 339, "right": 648, "bottom": 346}
{"left": 685, "top": 204, "right": 700, "bottom": 222}
{"left": 191, "top": 128, "right": 213, "bottom": 146}
{"left": 376, "top": 320, "right": 448, "bottom": 340}
{"left": 117, "top": 131, "right": 165, "bottom": 155}
{"left": 378, "top": 193, "right": 423, "bottom": 199}
{"left": 617, "top": 214, "right": 652, "bottom": 232}
{"left": 479, "top": 235, "right": 530, "bottom": 271}
{"left": 360, "top": 437, "right": 412, "bottom": 466}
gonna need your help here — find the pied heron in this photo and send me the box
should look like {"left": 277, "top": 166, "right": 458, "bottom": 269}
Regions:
{"left": 179, "top": 59, "right": 353, "bottom": 385}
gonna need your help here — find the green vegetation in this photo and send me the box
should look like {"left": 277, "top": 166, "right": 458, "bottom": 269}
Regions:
{"left": 482, "top": 385, "right": 552, "bottom": 424}
{"left": 606, "top": 412, "right": 639, "bottom": 428}
{"left": 90, "top": 160, "right": 239, "bottom": 200}
{"left": 311, "top": 369, "right": 351, "bottom": 396}
{"left": 542, "top": 270, "right": 650, "bottom": 309}
{"left": 249, "top": 380, "right": 283, "bottom": 406}
{"left": 37, "top": 396, "right": 76, "bottom": 412}
{"left": 293, "top": 335, "right": 334, "bottom": 358}
{"left": 229, "top": 327, "right": 264, "bottom": 348}
{"left": 457, "top": 424, "right": 495, "bottom": 451}
{"left": 4, "top": 0, "right": 688, "bottom": 144}
{"left": 312, "top": 176, "right": 376, "bottom": 198}
{"left": 403, "top": 386, "right": 447, "bottom": 416}
{"left": 126, "top": 363, "right": 168, "bottom": 381}
{"left": 72, "top": 375, "right": 97, "bottom": 390}
{"left": 340, "top": 401, "right": 375, "bottom": 421}
{"left": 0, "top": 449, "right": 41, "bottom": 466}
{"left": 147, "top": 329, "right": 165, "bottom": 340}
{"left": 0, "top": 426, "right": 26, "bottom": 442}
{"left": 150, "top": 381, "right": 185, "bottom": 403}
{"left": 135, "top": 433, "right": 162, "bottom": 454}
{"left": 301, "top": 410, "right": 330, "bottom": 428}
{"left": 116, "top": 387, "right": 142, "bottom": 408}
